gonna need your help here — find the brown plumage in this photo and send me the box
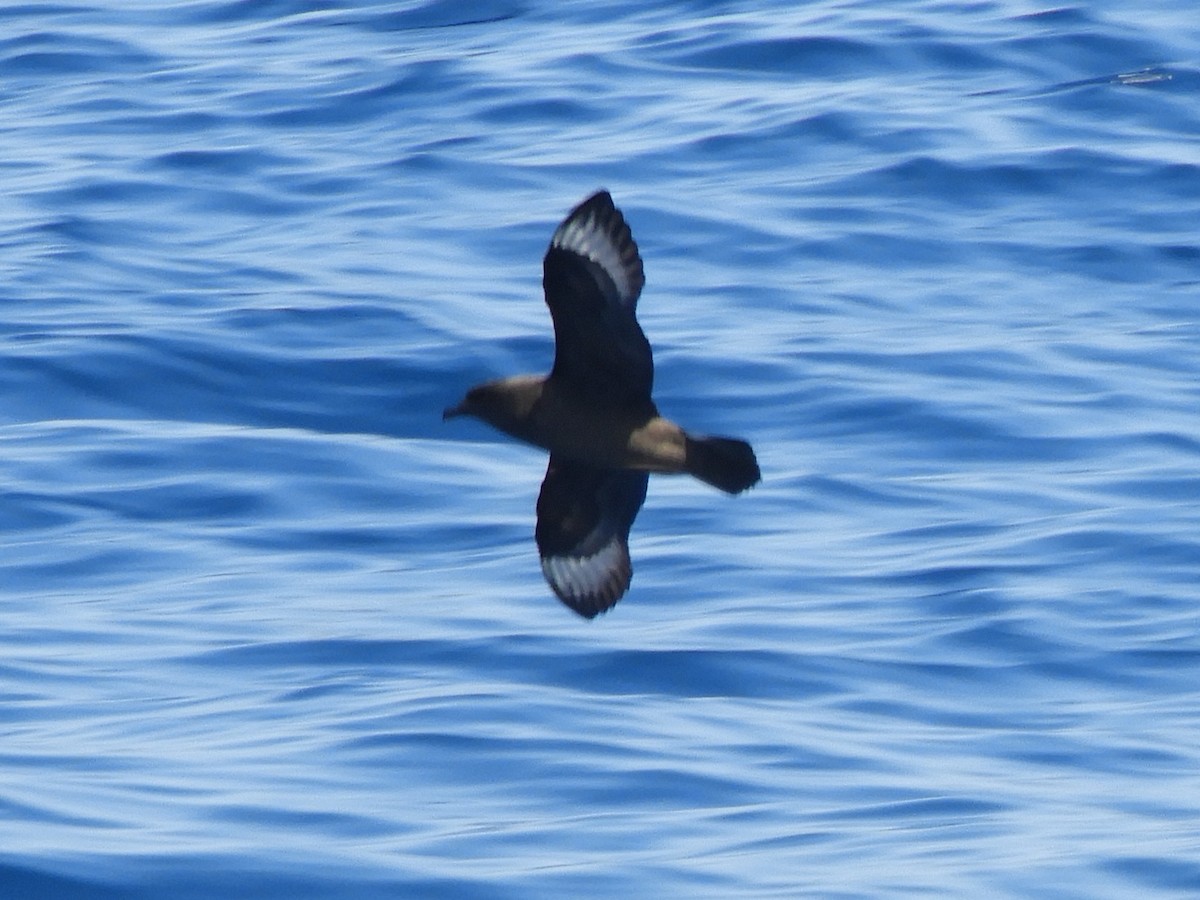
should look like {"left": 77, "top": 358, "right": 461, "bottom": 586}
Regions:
{"left": 445, "top": 190, "right": 760, "bottom": 618}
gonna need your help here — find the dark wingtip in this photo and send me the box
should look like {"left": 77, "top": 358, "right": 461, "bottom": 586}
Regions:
{"left": 572, "top": 188, "right": 614, "bottom": 214}
{"left": 560, "top": 597, "right": 606, "bottom": 620}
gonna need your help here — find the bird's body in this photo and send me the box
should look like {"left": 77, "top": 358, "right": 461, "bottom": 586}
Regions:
{"left": 445, "top": 190, "right": 759, "bottom": 617}
{"left": 458, "top": 375, "right": 685, "bottom": 474}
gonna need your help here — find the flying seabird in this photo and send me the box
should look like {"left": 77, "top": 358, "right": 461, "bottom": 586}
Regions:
{"left": 444, "top": 190, "right": 760, "bottom": 618}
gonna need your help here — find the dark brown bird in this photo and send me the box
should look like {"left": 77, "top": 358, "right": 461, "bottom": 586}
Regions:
{"left": 444, "top": 190, "right": 760, "bottom": 618}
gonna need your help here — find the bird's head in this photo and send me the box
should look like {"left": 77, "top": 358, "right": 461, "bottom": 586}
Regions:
{"left": 443, "top": 376, "right": 542, "bottom": 433}
{"left": 442, "top": 384, "right": 490, "bottom": 422}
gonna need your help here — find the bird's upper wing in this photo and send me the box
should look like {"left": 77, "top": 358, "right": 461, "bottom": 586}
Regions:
{"left": 535, "top": 455, "right": 649, "bottom": 619}
{"left": 542, "top": 190, "right": 652, "bottom": 405}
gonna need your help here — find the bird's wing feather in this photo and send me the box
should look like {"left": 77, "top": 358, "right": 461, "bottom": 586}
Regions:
{"left": 542, "top": 190, "right": 652, "bottom": 405}
{"left": 535, "top": 455, "right": 648, "bottom": 618}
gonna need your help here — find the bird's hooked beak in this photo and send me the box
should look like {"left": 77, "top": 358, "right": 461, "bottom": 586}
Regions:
{"left": 442, "top": 400, "right": 468, "bottom": 421}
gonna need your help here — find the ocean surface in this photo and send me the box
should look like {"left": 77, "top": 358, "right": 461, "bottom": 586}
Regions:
{"left": 4, "top": 1, "right": 1200, "bottom": 897}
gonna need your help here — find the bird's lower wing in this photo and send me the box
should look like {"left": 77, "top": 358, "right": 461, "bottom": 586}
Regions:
{"left": 535, "top": 456, "right": 648, "bottom": 618}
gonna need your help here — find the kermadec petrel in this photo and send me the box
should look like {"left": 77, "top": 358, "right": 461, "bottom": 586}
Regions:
{"left": 445, "top": 190, "right": 760, "bottom": 618}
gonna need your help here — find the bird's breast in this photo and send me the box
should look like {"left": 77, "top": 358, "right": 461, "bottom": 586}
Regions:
{"left": 531, "top": 384, "right": 686, "bottom": 473}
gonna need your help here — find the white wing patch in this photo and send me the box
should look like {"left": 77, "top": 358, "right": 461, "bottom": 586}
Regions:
{"left": 551, "top": 210, "right": 639, "bottom": 306}
{"left": 541, "top": 536, "right": 631, "bottom": 615}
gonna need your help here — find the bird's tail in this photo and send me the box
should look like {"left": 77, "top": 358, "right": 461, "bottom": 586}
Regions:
{"left": 684, "top": 435, "right": 761, "bottom": 494}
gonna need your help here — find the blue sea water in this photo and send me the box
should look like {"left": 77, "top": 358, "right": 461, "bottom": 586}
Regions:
{"left": 3, "top": 0, "right": 1200, "bottom": 896}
